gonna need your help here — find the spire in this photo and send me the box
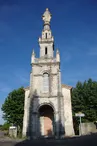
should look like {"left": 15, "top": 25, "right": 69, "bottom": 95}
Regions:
{"left": 39, "top": 8, "right": 54, "bottom": 58}
{"left": 56, "top": 49, "right": 59, "bottom": 53}
{"left": 56, "top": 49, "right": 60, "bottom": 62}
{"left": 32, "top": 49, "right": 35, "bottom": 55}
{"left": 31, "top": 49, "right": 35, "bottom": 64}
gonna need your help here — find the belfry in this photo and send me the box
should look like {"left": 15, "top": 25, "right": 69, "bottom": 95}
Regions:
{"left": 22, "top": 8, "right": 74, "bottom": 138}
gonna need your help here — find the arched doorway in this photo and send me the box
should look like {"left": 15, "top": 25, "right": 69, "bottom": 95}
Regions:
{"left": 38, "top": 105, "right": 55, "bottom": 137}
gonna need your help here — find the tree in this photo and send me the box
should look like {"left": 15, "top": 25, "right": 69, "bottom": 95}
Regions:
{"left": 1, "top": 87, "right": 25, "bottom": 132}
{"left": 0, "top": 124, "right": 2, "bottom": 130}
{"left": 1, "top": 122, "right": 11, "bottom": 131}
{"left": 72, "top": 79, "right": 97, "bottom": 134}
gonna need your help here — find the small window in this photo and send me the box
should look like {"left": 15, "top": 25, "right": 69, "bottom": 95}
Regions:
{"left": 45, "top": 47, "right": 47, "bottom": 55}
{"left": 53, "top": 44, "right": 54, "bottom": 51}
{"left": 45, "top": 33, "right": 47, "bottom": 39}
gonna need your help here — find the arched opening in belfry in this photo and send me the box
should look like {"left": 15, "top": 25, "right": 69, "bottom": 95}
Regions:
{"left": 38, "top": 104, "right": 55, "bottom": 137}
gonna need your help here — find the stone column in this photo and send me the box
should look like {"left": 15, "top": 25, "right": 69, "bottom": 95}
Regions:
{"left": 22, "top": 90, "right": 30, "bottom": 137}
{"left": 36, "top": 113, "right": 40, "bottom": 138}
{"left": 55, "top": 112, "right": 59, "bottom": 138}
{"left": 32, "top": 112, "right": 37, "bottom": 139}
{"left": 60, "top": 96, "right": 65, "bottom": 137}
{"left": 57, "top": 69, "right": 62, "bottom": 138}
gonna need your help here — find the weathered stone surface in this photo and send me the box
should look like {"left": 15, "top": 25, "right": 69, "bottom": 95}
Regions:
{"left": 80, "top": 122, "right": 97, "bottom": 135}
{"left": 22, "top": 8, "right": 74, "bottom": 138}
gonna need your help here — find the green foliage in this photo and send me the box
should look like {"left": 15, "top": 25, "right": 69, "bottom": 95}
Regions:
{"left": 0, "top": 125, "right": 2, "bottom": 130}
{"left": 72, "top": 78, "right": 97, "bottom": 123}
{"left": 1, "top": 87, "right": 25, "bottom": 130}
{"left": 1, "top": 122, "right": 11, "bottom": 131}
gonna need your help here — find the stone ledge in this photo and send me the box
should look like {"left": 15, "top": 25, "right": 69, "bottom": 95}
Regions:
{"left": 62, "top": 84, "right": 72, "bottom": 90}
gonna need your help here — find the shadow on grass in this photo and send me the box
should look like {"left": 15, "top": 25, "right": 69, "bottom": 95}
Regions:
{"left": 15, "top": 133, "right": 97, "bottom": 146}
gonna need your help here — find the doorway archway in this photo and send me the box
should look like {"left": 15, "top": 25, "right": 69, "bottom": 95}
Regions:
{"left": 38, "top": 104, "right": 55, "bottom": 137}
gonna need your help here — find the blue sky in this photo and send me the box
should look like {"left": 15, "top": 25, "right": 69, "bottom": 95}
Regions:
{"left": 0, "top": 0, "right": 97, "bottom": 124}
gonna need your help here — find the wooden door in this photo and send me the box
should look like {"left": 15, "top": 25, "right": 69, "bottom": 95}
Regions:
{"left": 44, "top": 116, "right": 53, "bottom": 136}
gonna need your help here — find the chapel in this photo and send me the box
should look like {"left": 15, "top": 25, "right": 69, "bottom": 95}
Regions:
{"left": 22, "top": 8, "right": 74, "bottom": 138}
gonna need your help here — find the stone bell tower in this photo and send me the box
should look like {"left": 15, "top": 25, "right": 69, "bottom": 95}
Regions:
{"left": 39, "top": 8, "right": 54, "bottom": 58}
{"left": 22, "top": 8, "right": 74, "bottom": 139}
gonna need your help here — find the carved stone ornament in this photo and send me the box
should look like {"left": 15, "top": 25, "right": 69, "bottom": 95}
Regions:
{"left": 42, "top": 8, "right": 52, "bottom": 24}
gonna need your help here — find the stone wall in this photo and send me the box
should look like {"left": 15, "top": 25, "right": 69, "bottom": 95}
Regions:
{"left": 80, "top": 122, "right": 97, "bottom": 135}
{"left": 9, "top": 126, "right": 17, "bottom": 138}
{"left": 62, "top": 86, "right": 74, "bottom": 136}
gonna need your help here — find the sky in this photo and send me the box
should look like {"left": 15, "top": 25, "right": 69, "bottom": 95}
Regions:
{"left": 0, "top": 0, "right": 97, "bottom": 124}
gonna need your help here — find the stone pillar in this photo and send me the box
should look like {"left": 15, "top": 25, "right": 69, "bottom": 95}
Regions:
{"left": 36, "top": 113, "right": 39, "bottom": 137}
{"left": 60, "top": 96, "right": 65, "bottom": 137}
{"left": 55, "top": 112, "right": 59, "bottom": 138}
{"left": 9, "top": 126, "right": 17, "bottom": 138}
{"left": 32, "top": 113, "right": 37, "bottom": 139}
{"left": 57, "top": 69, "right": 64, "bottom": 138}
{"left": 22, "top": 89, "right": 30, "bottom": 137}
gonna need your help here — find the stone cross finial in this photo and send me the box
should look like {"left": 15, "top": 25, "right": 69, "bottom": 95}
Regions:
{"left": 42, "top": 8, "right": 52, "bottom": 24}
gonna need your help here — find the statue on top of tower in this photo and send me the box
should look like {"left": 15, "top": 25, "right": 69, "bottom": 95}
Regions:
{"left": 42, "top": 8, "right": 52, "bottom": 24}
